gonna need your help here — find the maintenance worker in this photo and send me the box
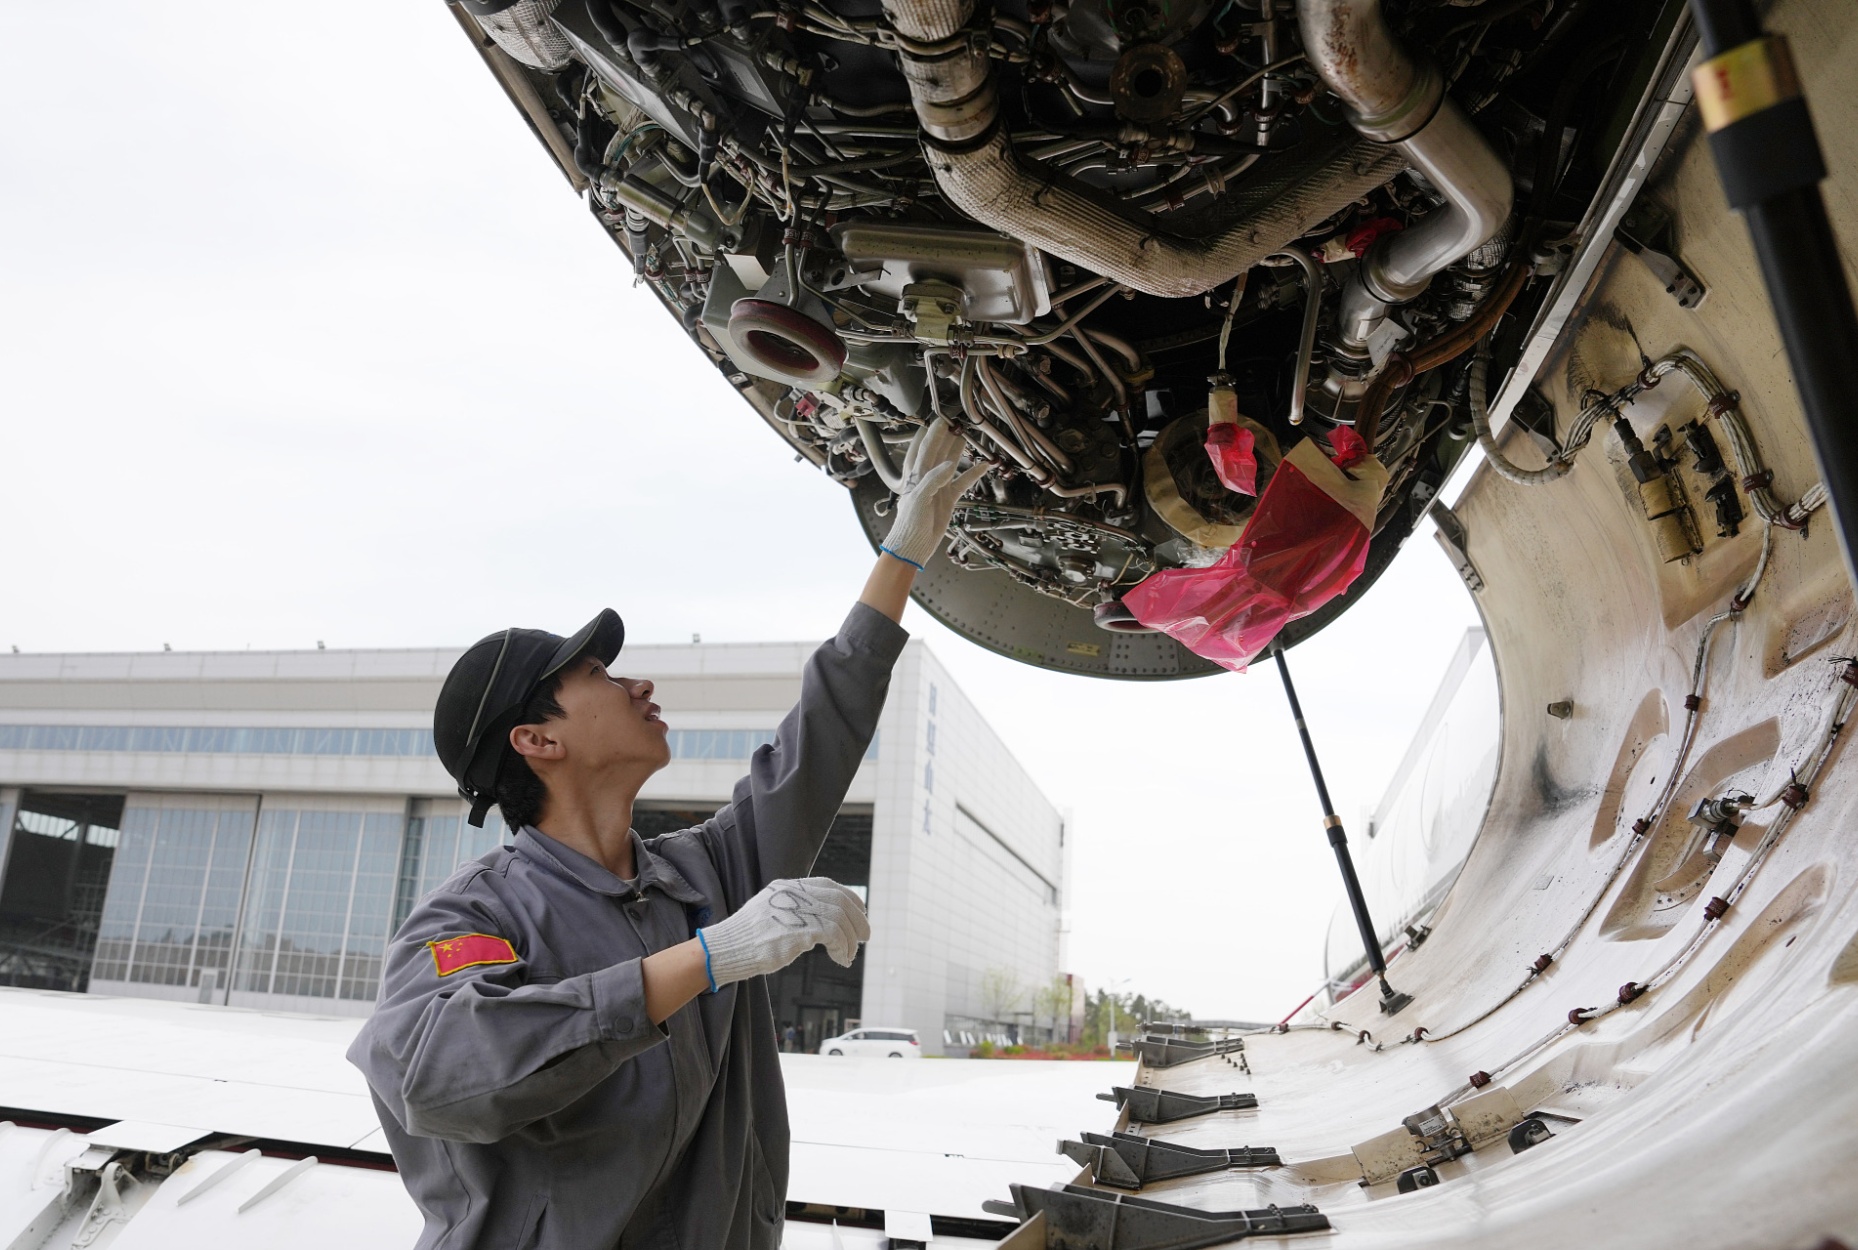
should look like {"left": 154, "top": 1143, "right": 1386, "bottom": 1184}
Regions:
{"left": 349, "top": 423, "right": 982, "bottom": 1249}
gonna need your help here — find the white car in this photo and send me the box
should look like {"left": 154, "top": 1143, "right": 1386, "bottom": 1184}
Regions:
{"left": 820, "top": 1028, "right": 921, "bottom": 1058}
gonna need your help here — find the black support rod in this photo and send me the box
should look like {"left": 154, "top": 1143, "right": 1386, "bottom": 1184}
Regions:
{"left": 1688, "top": 0, "right": 1858, "bottom": 589}
{"left": 1271, "top": 645, "right": 1411, "bottom": 1015}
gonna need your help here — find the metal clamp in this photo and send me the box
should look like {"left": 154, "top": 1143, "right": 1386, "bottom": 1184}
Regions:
{"left": 1117, "top": 1034, "right": 1245, "bottom": 1068}
{"left": 1098, "top": 1086, "right": 1259, "bottom": 1124}
{"left": 983, "top": 1184, "right": 1327, "bottom": 1249}
{"left": 1059, "top": 1131, "right": 1281, "bottom": 1189}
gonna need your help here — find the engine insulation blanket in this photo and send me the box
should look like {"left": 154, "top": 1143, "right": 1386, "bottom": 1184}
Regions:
{"left": 1125, "top": 433, "right": 1386, "bottom": 670}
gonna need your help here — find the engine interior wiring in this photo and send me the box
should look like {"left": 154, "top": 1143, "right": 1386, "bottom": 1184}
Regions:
{"left": 459, "top": 0, "right": 1692, "bottom": 673}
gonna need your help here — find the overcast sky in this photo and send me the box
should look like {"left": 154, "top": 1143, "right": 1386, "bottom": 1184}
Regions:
{"left": 1, "top": 5, "right": 1484, "bottom": 1021}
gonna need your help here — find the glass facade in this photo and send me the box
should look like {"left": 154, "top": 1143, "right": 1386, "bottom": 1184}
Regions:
{"left": 665, "top": 728, "right": 878, "bottom": 762}
{"left": 93, "top": 801, "right": 255, "bottom": 990}
{"left": 10, "top": 721, "right": 879, "bottom": 1011}
{"left": 392, "top": 800, "right": 508, "bottom": 933}
{"left": 233, "top": 807, "right": 403, "bottom": 1003}
{"left": 0, "top": 725, "right": 434, "bottom": 756}
{"left": 0, "top": 724, "right": 874, "bottom": 762}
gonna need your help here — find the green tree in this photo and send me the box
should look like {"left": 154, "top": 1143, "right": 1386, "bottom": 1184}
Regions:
{"left": 1032, "top": 975, "right": 1073, "bottom": 1043}
{"left": 979, "top": 967, "right": 1024, "bottom": 1029}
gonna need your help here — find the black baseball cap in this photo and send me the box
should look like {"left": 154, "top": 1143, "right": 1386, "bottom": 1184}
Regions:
{"left": 434, "top": 609, "right": 625, "bottom": 827}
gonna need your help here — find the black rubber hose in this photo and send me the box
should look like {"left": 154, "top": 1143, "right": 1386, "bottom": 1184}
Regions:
{"left": 1688, "top": 0, "right": 1858, "bottom": 587}
{"left": 584, "top": 0, "right": 632, "bottom": 49}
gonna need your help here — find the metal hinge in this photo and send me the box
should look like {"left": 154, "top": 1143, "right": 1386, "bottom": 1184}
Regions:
{"left": 1098, "top": 1086, "right": 1259, "bottom": 1124}
{"left": 982, "top": 1184, "right": 1328, "bottom": 1249}
{"left": 1115, "top": 1033, "right": 1244, "bottom": 1068}
{"left": 1617, "top": 205, "right": 1706, "bottom": 309}
{"left": 1060, "top": 1131, "right": 1281, "bottom": 1189}
{"left": 1429, "top": 502, "right": 1484, "bottom": 592}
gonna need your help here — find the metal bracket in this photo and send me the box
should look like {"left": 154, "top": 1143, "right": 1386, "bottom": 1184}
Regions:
{"left": 73, "top": 1161, "right": 135, "bottom": 1248}
{"left": 1617, "top": 205, "right": 1706, "bottom": 309}
{"left": 982, "top": 1184, "right": 1327, "bottom": 1249}
{"left": 1117, "top": 1034, "right": 1245, "bottom": 1068}
{"left": 1059, "top": 1131, "right": 1281, "bottom": 1189}
{"left": 1428, "top": 501, "right": 1484, "bottom": 592}
{"left": 1098, "top": 1086, "right": 1258, "bottom": 1124}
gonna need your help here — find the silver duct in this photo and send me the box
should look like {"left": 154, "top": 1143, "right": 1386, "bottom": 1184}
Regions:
{"left": 1298, "top": 0, "right": 1513, "bottom": 350}
{"left": 883, "top": 0, "right": 1407, "bottom": 300}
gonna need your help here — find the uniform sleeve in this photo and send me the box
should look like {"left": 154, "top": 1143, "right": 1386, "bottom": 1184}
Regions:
{"left": 705, "top": 602, "right": 907, "bottom": 902}
{"left": 346, "top": 878, "right": 664, "bottom": 1144}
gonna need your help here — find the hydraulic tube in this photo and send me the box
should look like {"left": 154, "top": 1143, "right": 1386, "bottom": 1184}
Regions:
{"left": 1297, "top": 0, "right": 1513, "bottom": 351}
{"left": 1688, "top": 0, "right": 1858, "bottom": 589}
{"left": 1272, "top": 645, "right": 1412, "bottom": 1015}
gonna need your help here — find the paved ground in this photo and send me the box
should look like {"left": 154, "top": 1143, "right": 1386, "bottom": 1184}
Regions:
{"left": 0, "top": 987, "right": 1131, "bottom": 1245}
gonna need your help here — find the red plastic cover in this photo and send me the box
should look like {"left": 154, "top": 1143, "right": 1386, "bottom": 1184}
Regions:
{"left": 1204, "top": 421, "right": 1260, "bottom": 496}
{"left": 1124, "top": 437, "right": 1388, "bottom": 672}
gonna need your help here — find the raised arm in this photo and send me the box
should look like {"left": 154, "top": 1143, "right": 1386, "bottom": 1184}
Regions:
{"left": 696, "top": 419, "right": 981, "bottom": 897}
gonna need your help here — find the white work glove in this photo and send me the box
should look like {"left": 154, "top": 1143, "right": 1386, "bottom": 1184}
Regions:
{"left": 697, "top": 877, "right": 871, "bottom": 990}
{"left": 881, "top": 419, "right": 989, "bottom": 569}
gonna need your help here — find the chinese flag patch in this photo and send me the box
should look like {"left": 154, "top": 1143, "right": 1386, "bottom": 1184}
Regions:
{"left": 428, "top": 933, "right": 519, "bottom": 977}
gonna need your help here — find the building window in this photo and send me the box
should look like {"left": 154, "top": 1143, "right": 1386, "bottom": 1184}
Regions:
{"left": 659, "top": 728, "right": 878, "bottom": 762}
{"left": 0, "top": 724, "right": 435, "bottom": 757}
{"left": 234, "top": 807, "right": 403, "bottom": 1003}
{"left": 0, "top": 723, "right": 879, "bottom": 763}
{"left": 393, "top": 800, "right": 507, "bottom": 933}
{"left": 92, "top": 801, "right": 255, "bottom": 992}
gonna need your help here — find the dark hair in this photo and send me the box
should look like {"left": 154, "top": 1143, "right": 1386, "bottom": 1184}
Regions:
{"left": 492, "top": 673, "right": 567, "bottom": 831}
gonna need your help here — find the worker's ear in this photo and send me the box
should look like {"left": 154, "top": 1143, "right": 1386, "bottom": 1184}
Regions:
{"left": 509, "top": 722, "right": 566, "bottom": 762}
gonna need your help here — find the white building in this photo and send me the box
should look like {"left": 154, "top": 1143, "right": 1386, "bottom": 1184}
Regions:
{"left": 0, "top": 635, "right": 1068, "bottom": 1055}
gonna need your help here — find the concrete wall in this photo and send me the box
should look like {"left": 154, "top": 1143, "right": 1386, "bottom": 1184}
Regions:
{"left": 862, "top": 643, "right": 1068, "bottom": 1052}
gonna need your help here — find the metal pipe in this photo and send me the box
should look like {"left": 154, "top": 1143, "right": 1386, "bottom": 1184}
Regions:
{"left": 1687, "top": 0, "right": 1858, "bottom": 589}
{"left": 960, "top": 358, "right": 1052, "bottom": 481}
{"left": 855, "top": 418, "right": 906, "bottom": 491}
{"left": 881, "top": 0, "right": 1405, "bottom": 299}
{"left": 1354, "top": 257, "right": 1528, "bottom": 450}
{"left": 1296, "top": 0, "right": 1513, "bottom": 350}
{"left": 1272, "top": 645, "right": 1411, "bottom": 1015}
{"left": 1270, "top": 250, "right": 1323, "bottom": 426}
{"left": 1070, "top": 328, "right": 1128, "bottom": 414}
{"left": 977, "top": 359, "right": 1075, "bottom": 475}
{"left": 1078, "top": 326, "right": 1141, "bottom": 373}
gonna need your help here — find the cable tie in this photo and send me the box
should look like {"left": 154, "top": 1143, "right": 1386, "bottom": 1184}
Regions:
{"left": 1631, "top": 817, "right": 1652, "bottom": 835}
{"left": 1617, "top": 981, "right": 1645, "bottom": 1005}
{"left": 1468, "top": 1070, "right": 1491, "bottom": 1089}
{"left": 1703, "top": 896, "right": 1731, "bottom": 921}
{"left": 1684, "top": 693, "right": 1702, "bottom": 712}
{"left": 1531, "top": 953, "right": 1554, "bottom": 974}
{"left": 1780, "top": 781, "right": 1808, "bottom": 810}
{"left": 1742, "top": 470, "right": 1775, "bottom": 491}
{"left": 1568, "top": 1008, "right": 1588, "bottom": 1026}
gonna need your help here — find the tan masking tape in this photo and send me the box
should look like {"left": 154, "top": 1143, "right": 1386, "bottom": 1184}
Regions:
{"left": 1692, "top": 36, "right": 1801, "bottom": 133}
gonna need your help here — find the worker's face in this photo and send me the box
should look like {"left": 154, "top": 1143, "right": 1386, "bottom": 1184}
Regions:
{"left": 522, "top": 656, "right": 672, "bottom": 778}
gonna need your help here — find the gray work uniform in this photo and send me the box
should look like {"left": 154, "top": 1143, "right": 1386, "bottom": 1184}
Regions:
{"left": 348, "top": 604, "right": 905, "bottom": 1250}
